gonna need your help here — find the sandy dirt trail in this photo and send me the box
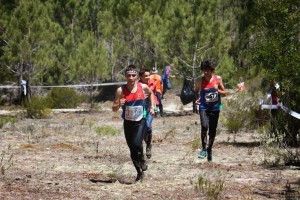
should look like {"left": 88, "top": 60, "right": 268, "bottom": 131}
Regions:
{"left": 0, "top": 92, "right": 299, "bottom": 199}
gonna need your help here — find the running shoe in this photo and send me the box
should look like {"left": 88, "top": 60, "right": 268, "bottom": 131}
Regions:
{"left": 198, "top": 150, "right": 207, "bottom": 159}
{"left": 135, "top": 172, "right": 144, "bottom": 183}
{"left": 141, "top": 161, "right": 148, "bottom": 171}
{"left": 146, "top": 145, "right": 152, "bottom": 159}
{"left": 207, "top": 151, "right": 212, "bottom": 162}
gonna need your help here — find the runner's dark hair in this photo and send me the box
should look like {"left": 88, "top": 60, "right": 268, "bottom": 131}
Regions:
{"left": 201, "top": 59, "right": 215, "bottom": 72}
{"left": 139, "top": 68, "right": 150, "bottom": 76}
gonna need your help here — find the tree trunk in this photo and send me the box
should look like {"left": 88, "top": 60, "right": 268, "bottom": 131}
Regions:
{"left": 192, "top": 47, "right": 197, "bottom": 113}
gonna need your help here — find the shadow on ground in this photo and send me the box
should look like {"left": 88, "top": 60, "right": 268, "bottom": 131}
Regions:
{"left": 219, "top": 141, "right": 261, "bottom": 148}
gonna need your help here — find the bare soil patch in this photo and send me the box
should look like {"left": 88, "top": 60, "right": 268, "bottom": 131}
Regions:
{"left": 0, "top": 92, "right": 299, "bottom": 199}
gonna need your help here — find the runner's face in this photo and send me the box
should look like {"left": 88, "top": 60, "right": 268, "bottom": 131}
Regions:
{"left": 140, "top": 72, "right": 150, "bottom": 84}
{"left": 126, "top": 73, "right": 137, "bottom": 84}
{"left": 203, "top": 68, "right": 212, "bottom": 76}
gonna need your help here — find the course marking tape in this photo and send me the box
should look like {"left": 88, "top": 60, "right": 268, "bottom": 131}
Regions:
{"left": 261, "top": 103, "right": 300, "bottom": 120}
{"left": 0, "top": 82, "right": 126, "bottom": 89}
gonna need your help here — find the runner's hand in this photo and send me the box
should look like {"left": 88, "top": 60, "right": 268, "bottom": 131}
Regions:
{"left": 150, "top": 107, "right": 155, "bottom": 115}
{"left": 214, "top": 83, "right": 218, "bottom": 90}
{"left": 120, "top": 96, "right": 126, "bottom": 106}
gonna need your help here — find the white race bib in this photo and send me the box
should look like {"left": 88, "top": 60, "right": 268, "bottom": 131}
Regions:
{"left": 125, "top": 106, "right": 143, "bottom": 121}
{"left": 205, "top": 92, "right": 218, "bottom": 103}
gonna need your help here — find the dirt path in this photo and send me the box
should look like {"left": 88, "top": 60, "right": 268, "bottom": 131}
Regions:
{"left": 0, "top": 93, "right": 299, "bottom": 199}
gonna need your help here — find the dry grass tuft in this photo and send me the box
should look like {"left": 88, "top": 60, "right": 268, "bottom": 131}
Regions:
{"left": 185, "top": 137, "right": 200, "bottom": 150}
{"left": 51, "top": 143, "right": 82, "bottom": 151}
{"left": 19, "top": 144, "right": 41, "bottom": 149}
{"left": 152, "top": 135, "right": 165, "bottom": 143}
{"left": 164, "top": 129, "right": 176, "bottom": 139}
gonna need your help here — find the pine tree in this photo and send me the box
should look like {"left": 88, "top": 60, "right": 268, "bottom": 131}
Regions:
{"left": 68, "top": 31, "right": 109, "bottom": 83}
{"left": 1, "top": 0, "right": 62, "bottom": 87}
{"left": 252, "top": 0, "right": 300, "bottom": 145}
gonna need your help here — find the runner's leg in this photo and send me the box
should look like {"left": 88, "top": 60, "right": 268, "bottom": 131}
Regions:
{"left": 199, "top": 110, "right": 209, "bottom": 150}
{"left": 156, "top": 92, "right": 164, "bottom": 116}
{"left": 162, "top": 80, "right": 168, "bottom": 97}
{"left": 124, "top": 119, "right": 147, "bottom": 182}
{"left": 206, "top": 110, "right": 219, "bottom": 161}
{"left": 206, "top": 111, "right": 219, "bottom": 152}
{"left": 145, "top": 113, "right": 153, "bottom": 159}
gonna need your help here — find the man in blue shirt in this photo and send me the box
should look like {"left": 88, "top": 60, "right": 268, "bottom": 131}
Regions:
{"left": 162, "top": 64, "right": 175, "bottom": 98}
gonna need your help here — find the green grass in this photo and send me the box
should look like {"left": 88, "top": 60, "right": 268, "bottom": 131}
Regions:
{"left": 0, "top": 116, "right": 17, "bottom": 128}
{"left": 195, "top": 175, "right": 224, "bottom": 199}
{"left": 95, "top": 125, "right": 120, "bottom": 136}
{"left": 0, "top": 145, "right": 14, "bottom": 175}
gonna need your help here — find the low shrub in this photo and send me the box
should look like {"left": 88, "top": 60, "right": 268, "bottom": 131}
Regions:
{"left": 283, "top": 148, "right": 300, "bottom": 166}
{"left": 46, "top": 88, "right": 82, "bottom": 109}
{"left": 25, "top": 96, "right": 51, "bottom": 119}
{"left": 222, "top": 91, "right": 260, "bottom": 133}
{"left": 0, "top": 145, "right": 14, "bottom": 175}
{"left": 224, "top": 112, "right": 245, "bottom": 134}
{"left": 195, "top": 175, "right": 224, "bottom": 199}
{"left": 0, "top": 116, "right": 17, "bottom": 128}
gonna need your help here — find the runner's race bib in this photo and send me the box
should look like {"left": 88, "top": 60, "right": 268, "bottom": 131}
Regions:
{"left": 205, "top": 91, "right": 218, "bottom": 103}
{"left": 125, "top": 106, "right": 143, "bottom": 121}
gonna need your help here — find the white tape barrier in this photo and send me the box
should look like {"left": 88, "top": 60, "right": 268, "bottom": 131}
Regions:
{"left": 280, "top": 104, "right": 300, "bottom": 120}
{"left": 0, "top": 82, "right": 126, "bottom": 89}
{"left": 261, "top": 105, "right": 279, "bottom": 109}
{"left": 0, "top": 86, "right": 20, "bottom": 89}
{"left": 261, "top": 103, "right": 300, "bottom": 120}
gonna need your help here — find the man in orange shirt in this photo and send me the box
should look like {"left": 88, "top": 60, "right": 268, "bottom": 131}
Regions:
{"left": 150, "top": 67, "right": 164, "bottom": 117}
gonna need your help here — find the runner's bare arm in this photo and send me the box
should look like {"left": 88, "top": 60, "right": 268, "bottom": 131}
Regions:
{"left": 142, "top": 84, "right": 155, "bottom": 115}
{"left": 194, "top": 77, "right": 202, "bottom": 100}
{"left": 217, "top": 76, "right": 227, "bottom": 96}
{"left": 112, "top": 87, "right": 123, "bottom": 112}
